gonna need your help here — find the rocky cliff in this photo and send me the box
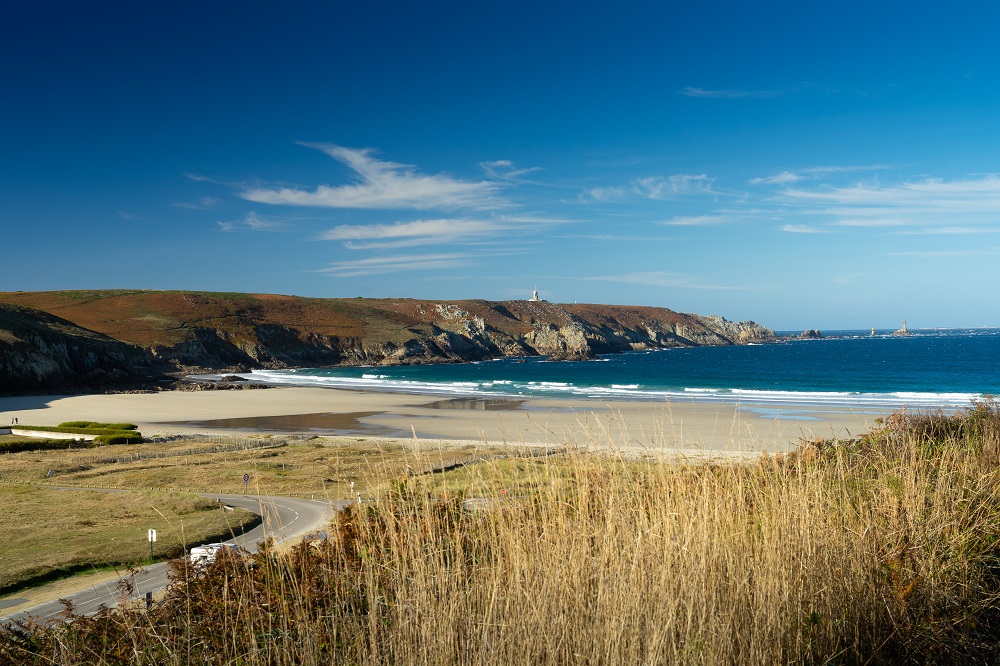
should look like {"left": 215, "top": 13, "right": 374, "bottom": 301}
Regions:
{"left": 0, "top": 304, "right": 166, "bottom": 394}
{"left": 0, "top": 291, "right": 778, "bottom": 394}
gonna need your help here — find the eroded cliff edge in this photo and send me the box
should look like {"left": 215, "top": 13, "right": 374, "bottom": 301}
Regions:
{"left": 0, "top": 291, "right": 778, "bottom": 394}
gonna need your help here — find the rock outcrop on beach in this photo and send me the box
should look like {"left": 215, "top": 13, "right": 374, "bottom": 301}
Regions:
{"left": 0, "top": 290, "right": 779, "bottom": 393}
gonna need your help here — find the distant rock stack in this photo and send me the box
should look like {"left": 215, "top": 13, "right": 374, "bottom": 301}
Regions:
{"left": 798, "top": 329, "right": 822, "bottom": 339}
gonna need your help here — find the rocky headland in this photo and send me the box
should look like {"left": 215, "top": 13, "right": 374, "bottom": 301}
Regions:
{"left": 0, "top": 290, "right": 779, "bottom": 395}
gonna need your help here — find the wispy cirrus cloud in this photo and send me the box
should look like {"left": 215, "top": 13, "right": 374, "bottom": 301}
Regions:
{"left": 316, "top": 252, "right": 473, "bottom": 277}
{"left": 661, "top": 214, "right": 729, "bottom": 226}
{"left": 240, "top": 144, "right": 504, "bottom": 211}
{"left": 319, "top": 214, "right": 570, "bottom": 250}
{"left": 634, "top": 174, "right": 713, "bottom": 199}
{"left": 217, "top": 211, "right": 285, "bottom": 232}
{"left": 680, "top": 86, "right": 785, "bottom": 99}
{"left": 757, "top": 174, "right": 1000, "bottom": 236}
{"left": 321, "top": 218, "right": 506, "bottom": 250}
{"left": 781, "top": 224, "right": 827, "bottom": 233}
{"left": 749, "top": 171, "right": 802, "bottom": 185}
{"left": 479, "top": 159, "right": 542, "bottom": 182}
{"left": 174, "top": 196, "right": 224, "bottom": 210}
{"left": 581, "top": 174, "right": 714, "bottom": 203}
{"left": 581, "top": 185, "right": 631, "bottom": 203}
{"left": 750, "top": 164, "right": 889, "bottom": 185}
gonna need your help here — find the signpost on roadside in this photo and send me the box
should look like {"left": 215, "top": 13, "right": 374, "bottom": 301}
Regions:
{"left": 147, "top": 529, "right": 156, "bottom": 560}
{"left": 243, "top": 473, "right": 250, "bottom": 494}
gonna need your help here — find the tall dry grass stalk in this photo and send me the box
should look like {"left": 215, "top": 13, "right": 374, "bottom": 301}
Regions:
{"left": 4, "top": 404, "right": 1000, "bottom": 664}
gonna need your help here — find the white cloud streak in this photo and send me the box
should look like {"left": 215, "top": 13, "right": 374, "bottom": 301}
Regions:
{"left": 217, "top": 211, "right": 285, "bottom": 232}
{"left": 318, "top": 214, "right": 568, "bottom": 249}
{"left": 174, "top": 196, "right": 223, "bottom": 210}
{"left": 750, "top": 165, "right": 889, "bottom": 185}
{"left": 316, "top": 253, "right": 472, "bottom": 277}
{"left": 661, "top": 214, "right": 728, "bottom": 226}
{"left": 680, "top": 87, "right": 783, "bottom": 99}
{"left": 749, "top": 171, "right": 801, "bottom": 185}
{"left": 781, "top": 224, "right": 827, "bottom": 233}
{"left": 479, "top": 160, "right": 542, "bottom": 182}
{"left": 240, "top": 144, "right": 503, "bottom": 211}
{"left": 582, "top": 174, "right": 714, "bottom": 203}
{"left": 778, "top": 176, "right": 1000, "bottom": 231}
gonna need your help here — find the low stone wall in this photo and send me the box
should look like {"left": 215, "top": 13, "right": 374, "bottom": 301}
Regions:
{"left": 9, "top": 428, "right": 97, "bottom": 441}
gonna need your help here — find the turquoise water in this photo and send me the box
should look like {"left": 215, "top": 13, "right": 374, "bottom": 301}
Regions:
{"left": 233, "top": 329, "right": 1000, "bottom": 409}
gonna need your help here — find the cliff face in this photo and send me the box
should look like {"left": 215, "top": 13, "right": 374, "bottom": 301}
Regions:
{"left": 0, "top": 304, "right": 165, "bottom": 394}
{"left": 0, "top": 291, "right": 778, "bottom": 393}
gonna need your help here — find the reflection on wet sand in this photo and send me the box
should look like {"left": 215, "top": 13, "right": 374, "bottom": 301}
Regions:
{"left": 164, "top": 412, "right": 410, "bottom": 438}
{"left": 421, "top": 398, "right": 526, "bottom": 411}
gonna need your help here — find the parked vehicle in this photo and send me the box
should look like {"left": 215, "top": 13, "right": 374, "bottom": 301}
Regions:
{"left": 189, "top": 543, "right": 237, "bottom": 566}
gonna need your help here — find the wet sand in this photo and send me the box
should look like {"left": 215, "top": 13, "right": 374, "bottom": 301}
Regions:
{"left": 0, "top": 387, "right": 886, "bottom": 454}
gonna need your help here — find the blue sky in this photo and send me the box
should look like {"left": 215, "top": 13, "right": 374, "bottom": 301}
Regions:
{"left": 3, "top": 1, "right": 1000, "bottom": 329}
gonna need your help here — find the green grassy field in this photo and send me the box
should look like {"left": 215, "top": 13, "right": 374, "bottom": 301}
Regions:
{"left": 0, "top": 485, "right": 256, "bottom": 594}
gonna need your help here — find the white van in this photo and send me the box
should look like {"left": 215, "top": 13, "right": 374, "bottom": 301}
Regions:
{"left": 189, "top": 543, "right": 237, "bottom": 566}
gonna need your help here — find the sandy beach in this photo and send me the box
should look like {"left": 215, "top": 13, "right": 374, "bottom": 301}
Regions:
{"left": 0, "top": 387, "right": 886, "bottom": 455}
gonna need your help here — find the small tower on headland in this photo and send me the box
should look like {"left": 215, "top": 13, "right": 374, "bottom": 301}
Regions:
{"left": 892, "top": 320, "right": 911, "bottom": 336}
{"left": 529, "top": 289, "right": 541, "bottom": 302}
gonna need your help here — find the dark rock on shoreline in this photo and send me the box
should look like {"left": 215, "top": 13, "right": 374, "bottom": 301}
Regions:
{"left": 174, "top": 380, "right": 272, "bottom": 391}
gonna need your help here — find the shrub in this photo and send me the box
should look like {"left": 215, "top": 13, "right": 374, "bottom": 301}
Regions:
{"left": 104, "top": 423, "right": 139, "bottom": 431}
{"left": 57, "top": 421, "right": 139, "bottom": 431}
{"left": 93, "top": 433, "right": 144, "bottom": 445}
{"left": 0, "top": 439, "right": 90, "bottom": 454}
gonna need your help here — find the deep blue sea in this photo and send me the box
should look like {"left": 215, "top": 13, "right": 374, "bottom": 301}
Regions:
{"left": 232, "top": 329, "right": 1000, "bottom": 410}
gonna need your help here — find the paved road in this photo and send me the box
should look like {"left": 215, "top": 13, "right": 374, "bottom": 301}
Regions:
{"left": 1, "top": 493, "right": 351, "bottom": 624}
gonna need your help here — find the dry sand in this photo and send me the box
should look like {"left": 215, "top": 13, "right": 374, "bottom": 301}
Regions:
{"left": 0, "top": 387, "right": 885, "bottom": 454}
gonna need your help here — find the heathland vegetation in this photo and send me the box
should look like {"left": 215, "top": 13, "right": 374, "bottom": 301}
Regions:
{"left": 4, "top": 403, "right": 1000, "bottom": 664}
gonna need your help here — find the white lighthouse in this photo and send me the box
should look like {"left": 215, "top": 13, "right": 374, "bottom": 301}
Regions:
{"left": 529, "top": 289, "right": 540, "bottom": 302}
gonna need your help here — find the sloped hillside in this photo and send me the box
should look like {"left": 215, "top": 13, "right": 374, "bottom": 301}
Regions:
{"left": 0, "top": 291, "right": 777, "bottom": 391}
{"left": 0, "top": 303, "right": 165, "bottom": 394}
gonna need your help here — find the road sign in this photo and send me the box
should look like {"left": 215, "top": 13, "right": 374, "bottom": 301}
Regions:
{"left": 243, "top": 473, "right": 250, "bottom": 484}
{"left": 148, "top": 529, "right": 157, "bottom": 542}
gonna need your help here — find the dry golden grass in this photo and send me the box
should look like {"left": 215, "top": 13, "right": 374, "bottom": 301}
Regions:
{"left": 5, "top": 406, "right": 1000, "bottom": 664}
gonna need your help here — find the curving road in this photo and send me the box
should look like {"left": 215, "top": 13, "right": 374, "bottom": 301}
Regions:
{"left": 1, "top": 493, "right": 351, "bottom": 624}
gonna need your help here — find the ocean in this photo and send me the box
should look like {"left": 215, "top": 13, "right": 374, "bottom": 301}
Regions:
{"left": 229, "top": 328, "right": 1000, "bottom": 410}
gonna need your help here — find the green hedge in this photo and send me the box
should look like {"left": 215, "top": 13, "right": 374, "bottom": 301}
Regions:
{"left": 10, "top": 422, "right": 144, "bottom": 445}
{"left": 94, "top": 433, "right": 144, "bottom": 445}
{"left": 0, "top": 439, "right": 93, "bottom": 454}
{"left": 15, "top": 425, "right": 141, "bottom": 437}
{"left": 57, "top": 421, "right": 139, "bottom": 431}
